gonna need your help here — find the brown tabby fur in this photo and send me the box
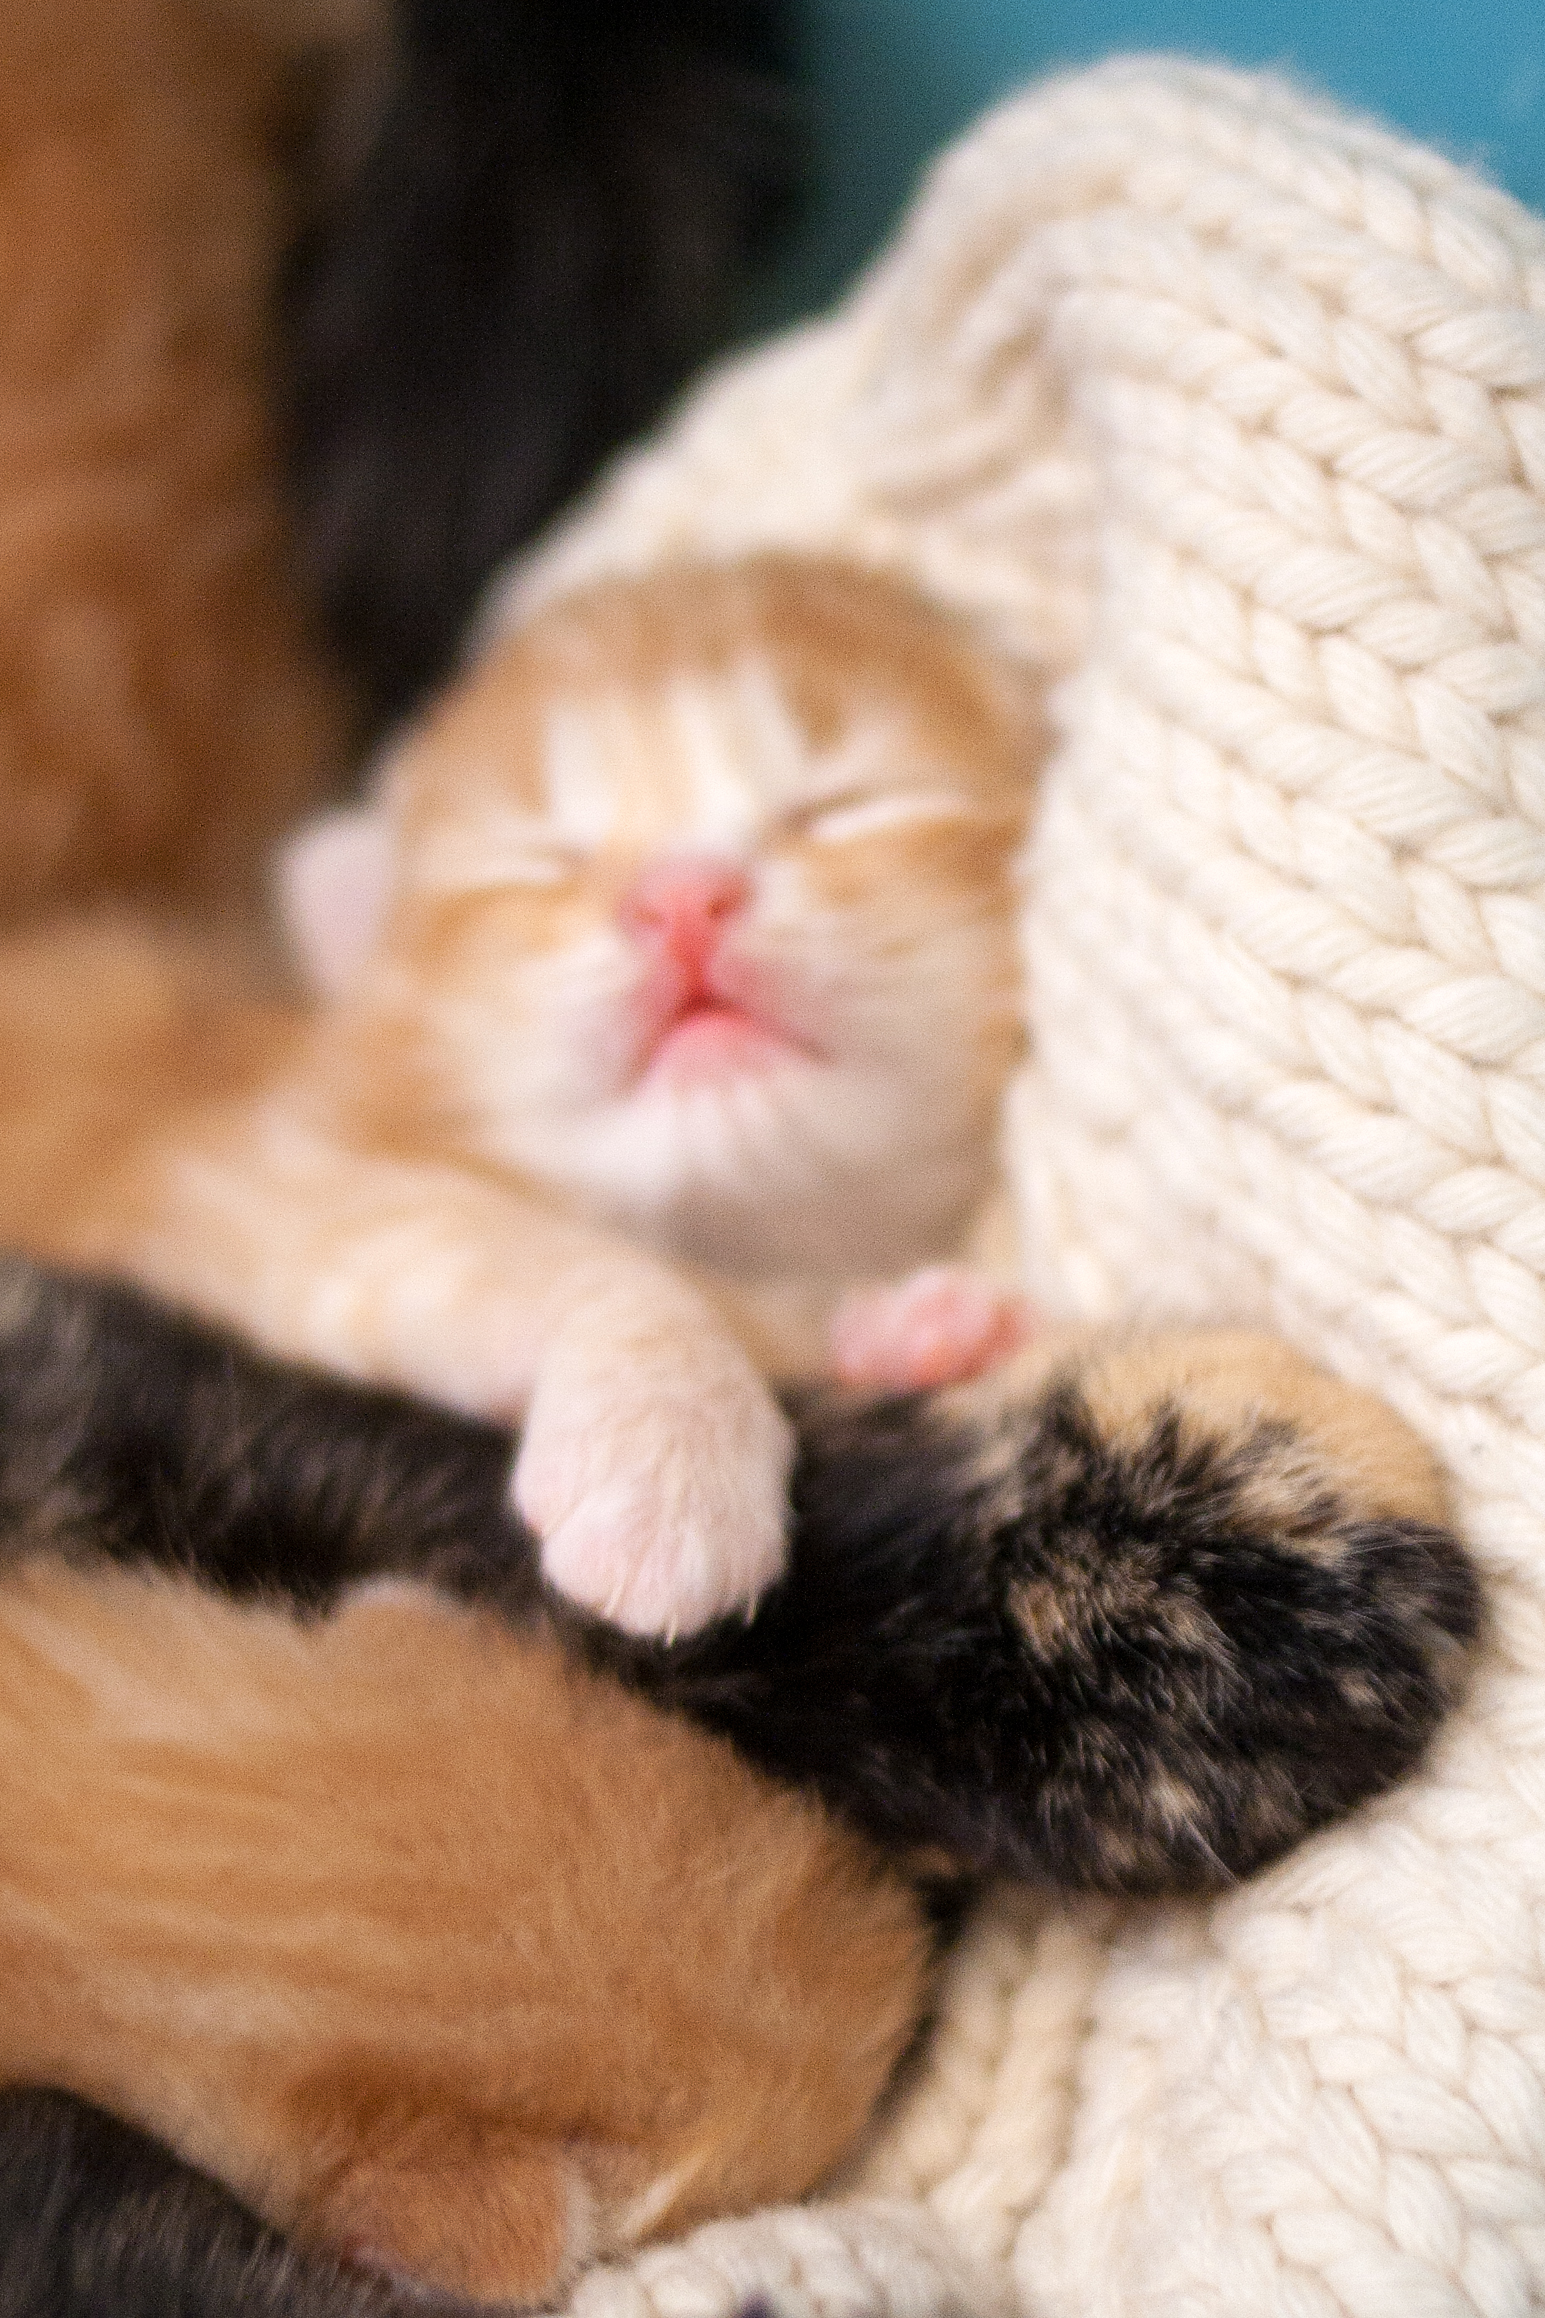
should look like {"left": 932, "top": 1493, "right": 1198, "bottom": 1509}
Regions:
{"left": 0, "top": 0, "right": 353, "bottom": 921}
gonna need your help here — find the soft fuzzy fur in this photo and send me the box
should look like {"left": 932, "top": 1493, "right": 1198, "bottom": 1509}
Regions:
{"left": 0, "top": 2088, "right": 422, "bottom": 2318}
{"left": 0, "top": 1563, "right": 928, "bottom": 2308}
{"left": 0, "top": 1258, "right": 1480, "bottom": 1887}
{"left": 284, "top": 0, "right": 809, "bottom": 719}
{"left": 0, "top": 0, "right": 805, "bottom": 916}
{"left": 0, "top": 0, "right": 353, "bottom": 922}
{"left": 0, "top": 554, "right": 1037, "bottom": 1639}
{"left": 0, "top": 1259, "right": 1480, "bottom": 2311}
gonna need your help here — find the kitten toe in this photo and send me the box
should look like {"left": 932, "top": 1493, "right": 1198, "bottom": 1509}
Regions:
{"left": 830, "top": 1266, "right": 1032, "bottom": 1391}
{"left": 515, "top": 1339, "right": 794, "bottom": 1638}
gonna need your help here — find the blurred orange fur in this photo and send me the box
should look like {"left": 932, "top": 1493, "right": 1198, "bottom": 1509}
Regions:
{"left": 0, "top": 0, "right": 353, "bottom": 921}
{"left": 0, "top": 556, "right": 1037, "bottom": 1634}
{"left": 0, "top": 1558, "right": 928, "bottom": 2303}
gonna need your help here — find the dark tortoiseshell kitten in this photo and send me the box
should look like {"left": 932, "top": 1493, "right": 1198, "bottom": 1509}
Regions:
{"left": 0, "top": 1259, "right": 1480, "bottom": 2317}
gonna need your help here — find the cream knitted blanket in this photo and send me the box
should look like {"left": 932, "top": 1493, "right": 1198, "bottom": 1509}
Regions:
{"left": 507, "top": 57, "right": 1545, "bottom": 2318}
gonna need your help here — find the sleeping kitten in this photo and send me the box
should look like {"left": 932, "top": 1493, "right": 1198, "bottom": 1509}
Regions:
{"left": 0, "top": 1565, "right": 929, "bottom": 2309}
{"left": 0, "top": 1566, "right": 931, "bottom": 2308}
{"left": 0, "top": 554, "right": 1037, "bottom": 1637}
{"left": 0, "top": 1258, "right": 1482, "bottom": 2311}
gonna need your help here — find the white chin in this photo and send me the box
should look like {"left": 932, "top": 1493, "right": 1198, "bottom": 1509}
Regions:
{"left": 640, "top": 1008, "right": 801, "bottom": 1091}
{"left": 510, "top": 1061, "right": 986, "bottom": 1277}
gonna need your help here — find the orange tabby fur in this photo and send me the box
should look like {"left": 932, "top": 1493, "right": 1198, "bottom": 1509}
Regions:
{"left": 0, "top": 0, "right": 353, "bottom": 920}
{"left": 0, "top": 555, "right": 1038, "bottom": 1635}
{"left": 0, "top": 1559, "right": 927, "bottom": 2303}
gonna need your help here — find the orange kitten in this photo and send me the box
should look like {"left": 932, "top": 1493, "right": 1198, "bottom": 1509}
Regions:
{"left": 0, "top": 0, "right": 354, "bottom": 922}
{"left": 0, "top": 556, "right": 1037, "bottom": 1634}
{"left": 0, "top": 1555, "right": 927, "bottom": 2306}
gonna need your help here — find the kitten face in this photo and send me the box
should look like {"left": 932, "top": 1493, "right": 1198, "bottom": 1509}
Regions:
{"left": 350, "top": 559, "right": 1036, "bottom": 1275}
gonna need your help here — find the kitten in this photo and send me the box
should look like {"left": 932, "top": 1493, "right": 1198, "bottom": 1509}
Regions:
{"left": 0, "top": 0, "right": 802, "bottom": 916}
{"left": 0, "top": 0, "right": 353, "bottom": 923}
{"left": 0, "top": 1258, "right": 1482, "bottom": 2310}
{"left": 0, "top": 554, "right": 1037, "bottom": 1637}
{"left": 0, "top": 1563, "right": 930, "bottom": 2306}
{"left": 283, "top": 0, "right": 810, "bottom": 721}
{"left": 0, "top": 2088, "right": 423, "bottom": 2318}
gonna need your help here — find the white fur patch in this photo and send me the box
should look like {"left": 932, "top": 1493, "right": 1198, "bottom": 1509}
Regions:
{"left": 514, "top": 1277, "right": 795, "bottom": 1638}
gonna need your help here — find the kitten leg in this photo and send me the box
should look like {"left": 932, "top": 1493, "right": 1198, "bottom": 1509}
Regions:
{"left": 829, "top": 1265, "right": 1032, "bottom": 1390}
{"left": 514, "top": 1269, "right": 795, "bottom": 1637}
{"left": 0, "top": 1263, "right": 1481, "bottom": 1883}
{"left": 82, "top": 1129, "right": 797, "bottom": 1638}
{"left": 0, "top": 1253, "right": 789, "bottom": 1636}
{"left": 298, "top": 2106, "right": 598, "bottom": 2308}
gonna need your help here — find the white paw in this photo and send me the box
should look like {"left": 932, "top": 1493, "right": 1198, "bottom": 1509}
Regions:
{"left": 514, "top": 1317, "right": 794, "bottom": 1639}
{"left": 830, "top": 1265, "right": 1033, "bottom": 1392}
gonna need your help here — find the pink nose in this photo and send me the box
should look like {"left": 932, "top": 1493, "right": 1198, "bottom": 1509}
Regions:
{"left": 618, "top": 857, "right": 750, "bottom": 970}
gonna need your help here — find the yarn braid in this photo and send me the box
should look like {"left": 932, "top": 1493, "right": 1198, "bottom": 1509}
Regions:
{"left": 512, "top": 58, "right": 1545, "bottom": 2318}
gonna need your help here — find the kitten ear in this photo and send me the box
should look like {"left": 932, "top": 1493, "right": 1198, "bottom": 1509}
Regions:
{"left": 275, "top": 806, "right": 395, "bottom": 998}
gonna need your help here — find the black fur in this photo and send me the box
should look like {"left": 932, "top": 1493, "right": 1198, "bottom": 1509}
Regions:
{"left": 0, "top": 1257, "right": 525, "bottom": 1614}
{"left": 0, "top": 2088, "right": 456, "bottom": 2318}
{"left": 0, "top": 1256, "right": 1481, "bottom": 1889}
{"left": 285, "top": 0, "right": 808, "bottom": 722}
{"left": 631, "top": 1384, "right": 1482, "bottom": 1889}
{"left": 0, "top": 1257, "right": 1482, "bottom": 2317}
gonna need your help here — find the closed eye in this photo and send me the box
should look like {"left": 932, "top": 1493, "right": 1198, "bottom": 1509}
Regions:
{"left": 794, "top": 790, "right": 988, "bottom": 845}
{"left": 410, "top": 823, "right": 589, "bottom": 895}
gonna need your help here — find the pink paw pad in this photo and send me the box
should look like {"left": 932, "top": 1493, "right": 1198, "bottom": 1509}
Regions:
{"left": 830, "top": 1267, "right": 1033, "bottom": 1391}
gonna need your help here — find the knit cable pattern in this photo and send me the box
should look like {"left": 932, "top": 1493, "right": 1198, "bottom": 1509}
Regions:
{"left": 518, "top": 58, "right": 1545, "bottom": 2318}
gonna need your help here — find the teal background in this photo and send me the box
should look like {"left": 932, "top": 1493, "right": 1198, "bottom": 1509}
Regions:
{"left": 759, "top": 1, "right": 1545, "bottom": 322}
